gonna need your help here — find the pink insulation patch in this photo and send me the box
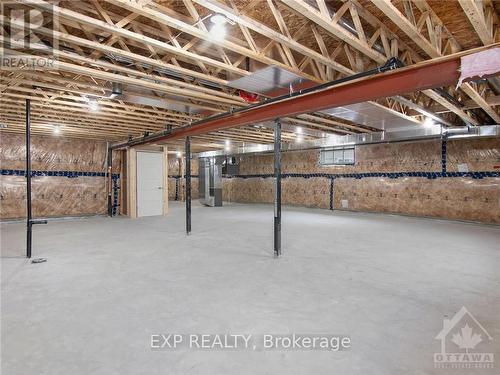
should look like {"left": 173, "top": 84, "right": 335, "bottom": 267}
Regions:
{"left": 457, "top": 48, "right": 500, "bottom": 87}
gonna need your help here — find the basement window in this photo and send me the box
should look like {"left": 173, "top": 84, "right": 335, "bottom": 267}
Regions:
{"left": 320, "top": 146, "right": 355, "bottom": 166}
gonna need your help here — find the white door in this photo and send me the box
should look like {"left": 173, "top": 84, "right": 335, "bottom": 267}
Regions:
{"left": 137, "top": 151, "right": 163, "bottom": 217}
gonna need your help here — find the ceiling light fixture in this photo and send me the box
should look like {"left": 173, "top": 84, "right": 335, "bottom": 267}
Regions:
{"left": 210, "top": 13, "right": 228, "bottom": 25}
{"left": 209, "top": 23, "right": 226, "bottom": 41}
{"left": 88, "top": 98, "right": 99, "bottom": 111}
{"left": 110, "top": 82, "right": 123, "bottom": 98}
{"left": 176, "top": 151, "right": 182, "bottom": 158}
{"left": 209, "top": 13, "right": 233, "bottom": 40}
{"left": 423, "top": 117, "right": 435, "bottom": 128}
{"left": 53, "top": 125, "right": 61, "bottom": 135}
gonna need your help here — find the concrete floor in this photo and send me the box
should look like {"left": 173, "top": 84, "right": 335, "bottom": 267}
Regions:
{"left": 1, "top": 202, "right": 499, "bottom": 374}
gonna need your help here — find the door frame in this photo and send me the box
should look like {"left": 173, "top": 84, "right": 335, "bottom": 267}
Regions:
{"left": 126, "top": 145, "right": 168, "bottom": 218}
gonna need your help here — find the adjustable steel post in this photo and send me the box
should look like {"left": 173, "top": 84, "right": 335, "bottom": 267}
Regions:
{"left": 25, "top": 99, "right": 47, "bottom": 259}
{"left": 185, "top": 136, "right": 191, "bottom": 234}
{"left": 274, "top": 118, "right": 281, "bottom": 257}
{"left": 26, "top": 99, "right": 32, "bottom": 258}
{"left": 106, "top": 144, "right": 113, "bottom": 217}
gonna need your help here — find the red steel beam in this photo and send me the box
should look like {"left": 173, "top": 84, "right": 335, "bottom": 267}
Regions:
{"left": 114, "top": 45, "right": 499, "bottom": 148}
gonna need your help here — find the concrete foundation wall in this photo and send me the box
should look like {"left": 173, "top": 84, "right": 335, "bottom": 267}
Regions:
{"left": 222, "top": 138, "right": 500, "bottom": 223}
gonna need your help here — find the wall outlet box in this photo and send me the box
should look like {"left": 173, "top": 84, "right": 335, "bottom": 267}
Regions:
{"left": 341, "top": 199, "right": 349, "bottom": 208}
{"left": 457, "top": 163, "right": 469, "bottom": 172}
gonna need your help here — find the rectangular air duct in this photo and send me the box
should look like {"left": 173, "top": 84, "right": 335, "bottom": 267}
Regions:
{"left": 227, "top": 66, "right": 305, "bottom": 95}
{"left": 198, "top": 157, "right": 222, "bottom": 207}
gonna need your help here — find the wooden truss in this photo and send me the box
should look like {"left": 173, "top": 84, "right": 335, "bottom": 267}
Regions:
{"left": 1, "top": 0, "right": 498, "bottom": 148}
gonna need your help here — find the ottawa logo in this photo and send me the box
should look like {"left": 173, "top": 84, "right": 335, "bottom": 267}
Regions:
{"left": 434, "top": 306, "right": 494, "bottom": 369}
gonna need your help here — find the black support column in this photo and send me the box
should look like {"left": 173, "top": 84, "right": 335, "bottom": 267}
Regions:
{"left": 185, "top": 136, "right": 191, "bottom": 234}
{"left": 26, "top": 99, "right": 33, "bottom": 258}
{"left": 106, "top": 145, "right": 113, "bottom": 217}
{"left": 274, "top": 118, "right": 281, "bottom": 257}
{"left": 25, "top": 99, "right": 47, "bottom": 259}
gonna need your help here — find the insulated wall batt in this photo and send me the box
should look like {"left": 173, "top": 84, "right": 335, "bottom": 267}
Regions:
{"left": 0, "top": 133, "right": 121, "bottom": 220}
{"left": 223, "top": 177, "right": 330, "bottom": 209}
{"left": 0, "top": 133, "right": 120, "bottom": 171}
{"left": 223, "top": 138, "right": 500, "bottom": 223}
{"left": 332, "top": 177, "right": 499, "bottom": 223}
{"left": 236, "top": 140, "right": 442, "bottom": 174}
{"left": 167, "top": 155, "right": 198, "bottom": 201}
{"left": 446, "top": 138, "right": 500, "bottom": 172}
{"left": 1, "top": 175, "right": 107, "bottom": 218}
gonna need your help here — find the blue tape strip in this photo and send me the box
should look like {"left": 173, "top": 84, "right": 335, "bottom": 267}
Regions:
{"left": 175, "top": 178, "right": 179, "bottom": 201}
{"left": 166, "top": 171, "right": 498, "bottom": 180}
{"left": 112, "top": 178, "right": 119, "bottom": 216}
{"left": 329, "top": 178, "right": 334, "bottom": 210}
{"left": 168, "top": 175, "right": 199, "bottom": 178}
{"left": 1, "top": 169, "right": 120, "bottom": 179}
{"left": 221, "top": 171, "right": 498, "bottom": 180}
{"left": 6, "top": 170, "right": 496, "bottom": 180}
{"left": 441, "top": 138, "right": 447, "bottom": 174}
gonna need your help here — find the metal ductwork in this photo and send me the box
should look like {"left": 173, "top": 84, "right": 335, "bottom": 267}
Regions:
{"left": 110, "top": 82, "right": 123, "bottom": 98}
{"left": 197, "top": 125, "right": 500, "bottom": 158}
{"left": 102, "top": 53, "right": 224, "bottom": 90}
{"left": 112, "top": 82, "right": 123, "bottom": 95}
{"left": 198, "top": 157, "right": 223, "bottom": 207}
{"left": 110, "top": 46, "right": 500, "bottom": 151}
